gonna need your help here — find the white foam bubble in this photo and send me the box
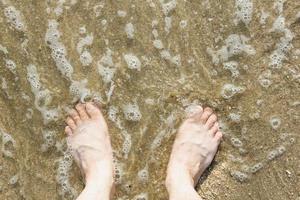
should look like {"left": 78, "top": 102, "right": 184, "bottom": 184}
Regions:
{"left": 231, "top": 137, "right": 243, "bottom": 147}
{"left": 97, "top": 49, "right": 116, "bottom": 83}
{"left": 1, "top": 130, "right": 16, "bottom": 158}
{"left": 122, "top": 133, "right": 132, "bottom": 159}
{"left": 230, "top": 170, "right": 249, "bottom": 182}
{"left": 269, "top": 116, "right": 281, "bottom": 130}
{"left": 137, "top": 167, "right": 149, "bottom": 182}
{"left": 273, "top": 0, "right": 285, "bottom": 14}
{"left": 223, "top": 61, "right": 240, "bottom": 78}
{"left": 259, "top": 10, "right": 269, "bottom": 25}
{"left": 41, "top": 130, "right": 56, "bottom": 152}
{"left": 124, "top": 54, "right": 141, "bottom": 71}
{"left": 27, "top": 64, "right": 41, "bottom": 92}
{"left": 221, "top": 83, "right": 245, "bottom": 99}
{"left": 80, "top": 50, "right": 93, "bottom": 66}
{"left": 267, "top": 145, "right": 286, "bottom": 161}
{"left": 258, "top": 70, "right": 272, "bottom": 88}
{"left": 117, "top": 10, "right": 127, "bottom": 17}
{"left": 207, "top": 34, "right": 255, "bottom": 65}
{"left": 45, "top": 20, "right": 74, "bottom": 79}
{"left": 249, "top": 162, "right": 264, "bottom": 173}
{"left": 234, "top": 0, "right": 253, "bottom": 25}
{"left": 125, "top": 23, "right": 134, "bottom": 39}
{"left": 108, "top": 106, "right": 118, "bottom": 122}
{"left": 76, "top": 34, "right": 93, "bottom": 54}
{"left": 69, "top": 79, "right": 91, "bottom": 102}
{"left": 133, "top": 192, "right": 148, "bottom": 200}
{"left": 56, "top": 151, "right": 77, "bottom": 198}
{"left": 8, "top": 174, "right": 19, "bottom": 185}
{"left": 4, "top": 6, "right": 26, "bottom": 31}
{"left": 228, "top": 112, "right": 241, "bottom": 122}
{"left": 164, "top": 16, "right": 172, "bottom": 33}
{"left": 0, "top": 44, "right": 8, "bottom": 54}
{"left": 153, "top": 39, "right": 164, "bottom": 49}
{"left": 179, "top": 20, "right": 188, "bottom": 29}
{"left": 161, "top": 0, "right": 177, "bottom": 16}
{"left": 123, "top": 103, "right": 142, "bottom": 121}
{"left": 5, "top": 59, "right": 16, "bottom": 74}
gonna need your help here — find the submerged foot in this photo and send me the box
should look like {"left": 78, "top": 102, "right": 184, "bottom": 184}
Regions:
{"left": 65, "top": 102, "right": 114, "bottom": 199}
{"left": 166, "top": 106, "right": 223, "bottom": 200}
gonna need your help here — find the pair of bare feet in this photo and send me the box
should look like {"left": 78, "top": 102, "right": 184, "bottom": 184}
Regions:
{"left": 65, "top": 102, "right": 223, "bottom": 200}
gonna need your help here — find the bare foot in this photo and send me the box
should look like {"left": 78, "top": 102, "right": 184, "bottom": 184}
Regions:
{"left": 166, "top": 106, "right": 223, "bottom": 200}
{"left": 65, "top": 102, "right": 114, "bottom": 200}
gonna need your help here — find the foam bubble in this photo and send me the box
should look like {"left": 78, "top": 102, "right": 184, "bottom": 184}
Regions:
{"left": 4, "top": 6, "right": 26, "bottom": 31}
{"left": 113, "top": 160, "right": 124, "bottom": 184}
{"left": 117, "top": 10, "right": 127, "bottom": 17}
{"left": 234, "top": 0, "right": 253, "bottom": 25}
{"left": 45, "top": 20, "right": 74, "bottom": 79}
{"left": 161, "top": 0, "right": 177, "bottom": 16}
{"left": 269, "top": 116, "right": 281, "bottom": 130}
{"left": 230, "top": 170, "right": 249, "bottom": 182}
{"left": 273, "top": 0, "right": 285, "bottom": 14}
{"left": 249, "top": 162, "right": 264, "bottom": 173}
{"left": 260, "top": 10, "right": 269, "bottom": 25}
{"left": 27, "top": 64, "right": 41, "bottom": 92}
{"left": 56, "top": 150, "right": 77, "bottom": 198}
{"left": 133, "top": 192, "right": 148, "bottom": 200}
{"left": 179, "top": 20, "right": 188, "bottom": 29}
{"left": 41, "top": 130, "right": 56, "bottom": 152}
{"left": 138, "top": 167, "right": 149, "bottom": 182}
{"left": 76, "top": 34, "right": 93, "bottom": 54}
{"left": 5, "top": 59, "right": 17, "bottom": 74}
{"left": 69, "top": 79, "right": 91, "bottom": 102}
{"left": 1, "top": 130, "right": 16, "bottom": 158}
{"left": 231, "top": 137, "right": 243, "bottom": 147}
{"left": 164, "top": 16, "right": 172, "bottom": 33}
{"left": 121, "top": 133, "right": 132, "bottom": 159}
{"left": 108, "top": 106, "right": 118, "bottom": 122}
{"left": 124, "top": 54, "right": 141, "bottom": 71}
{"left": 221, "top": 83, "right": 245, "bottom": 99}
{"left": 207, "top": 34, "right": 255, "bottom": 65}
{"left": 228, "top": 112, "right": 241, "bottom": 123}
{"left": 8, "top": 174, "right": 19, "bottom": 185}
{"left": 171, "top": 55, "right": 181, "bottom": 66}
{"left": 80, "top": 50, "right": 93, "bottom": 66}
{"left": 267, "top": 146, "right": 286, "bottom": 161}
{"left": 0, "top": 44, "right": 8, "bottom": 54}
{"left": 123, "top": 103, "right": 142, "bottom": 121}
{"left": 153, "top": 39, "right": 164, "bottom": 49}
{"left": 223, "top": 61, "right": 240, "bottom": 78}
{"left": 258, "top": 70, "right": 272, "bottom": 88}
{"left": 125, "top": 23, "right": 134, "bottom": 39}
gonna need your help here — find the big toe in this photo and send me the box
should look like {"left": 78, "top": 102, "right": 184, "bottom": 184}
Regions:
{"left": 186, "top": 105, "right": 203, "bottom": 121}
{"left": 86, "top": 102, "right": 103, "bottom": 119}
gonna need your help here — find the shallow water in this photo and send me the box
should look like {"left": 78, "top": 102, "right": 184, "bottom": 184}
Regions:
{"left": 0, "top": 0, "right": 299, "bottom": 199}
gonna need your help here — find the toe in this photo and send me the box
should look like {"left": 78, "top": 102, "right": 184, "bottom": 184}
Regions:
{"left": 70, "top": 109, "right": 82, "bottom": 125}
{"left": 199, "top": 107, "right": 213, "bottom": 124}
{"left": 86, "top": 102, "right": 103, "bottom": 119}
{"left": 209, "top": 122, "right": 219, "bottom": 135}
{"left": 186, "top": 105, "right": 203, "bottom": 121}
{"left": 66, "top": 117, "right": 77, "bottom": 130}
{"left": 214, "top": 131, "right": 223, "bottom": 143}
{"left": 205, "top": 114, "right": 217, "bottom": 129}
{"left": 65, "top": 126, "right": 73, "bottom": 136}
{"left": 75, "top": 103, "right": 89, "bottom": 120}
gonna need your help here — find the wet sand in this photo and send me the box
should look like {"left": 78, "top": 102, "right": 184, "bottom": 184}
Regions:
{"left": 0, "top": 0, "right": 299, "bottom": 199}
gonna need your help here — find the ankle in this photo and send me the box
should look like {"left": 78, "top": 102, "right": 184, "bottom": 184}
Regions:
{"left": 166, "top": 183, "right": 201, "bottom": 200}
{"left": 166, "top": 168, "right": 201, "bottom": 200}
